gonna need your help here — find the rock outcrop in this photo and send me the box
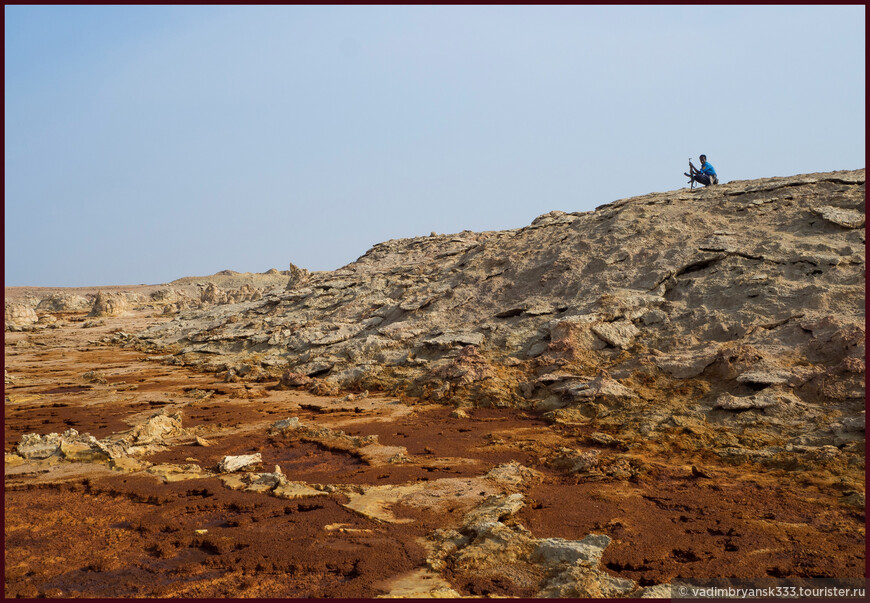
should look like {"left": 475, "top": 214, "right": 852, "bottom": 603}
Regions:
{"left": 133, "top": 170, "right": 865, "bottom": 468}
{"left": 14, "top": 410, "right": 188, "bottom": 462}
{"left": 5, "top": 302, "right": 38, "bottom": 328}
{"left": 36, "top": 293, "right": 92, "bottom": 312}
{"left": 88, "top": 291, "right": 131, "bottom": 317}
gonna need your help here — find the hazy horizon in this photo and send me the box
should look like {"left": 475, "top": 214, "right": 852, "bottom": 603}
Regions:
{"left": 5, "top": 5, "right": 865, "bottom": 287}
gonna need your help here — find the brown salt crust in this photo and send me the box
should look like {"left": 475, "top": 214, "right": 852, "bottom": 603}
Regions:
{"left": 5, "top": 305, "right": 865, "bottom": 597}
{"left": 514, "top": 469, "right": 866, "bottom": 586}
{"left": 4, "top": 476, "right": 432, "bottom": 598}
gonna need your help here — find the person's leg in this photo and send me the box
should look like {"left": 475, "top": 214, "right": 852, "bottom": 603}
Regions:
{"left": 694, "top": 173, "right": 711, "bottom": 186}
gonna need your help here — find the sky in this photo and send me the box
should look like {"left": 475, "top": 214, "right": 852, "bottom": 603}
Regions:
{"left": 5, "top": 5, "right": 866, "bottom": 287}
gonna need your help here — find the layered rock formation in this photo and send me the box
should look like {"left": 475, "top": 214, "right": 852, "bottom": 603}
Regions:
{"left": 133, "top": 170, "right": 865, "bottom": 468}
{"left": 4, "top": 271, "right": 292, "bottom": 330}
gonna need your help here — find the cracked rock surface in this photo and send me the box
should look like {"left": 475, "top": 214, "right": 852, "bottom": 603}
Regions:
{"left": 132, "top": 169, "right": 864, "bottom": 468}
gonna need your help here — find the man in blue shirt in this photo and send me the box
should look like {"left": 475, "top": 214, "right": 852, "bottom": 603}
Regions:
{"left": 686, "top": 154, "right": 718, "bottom": 187}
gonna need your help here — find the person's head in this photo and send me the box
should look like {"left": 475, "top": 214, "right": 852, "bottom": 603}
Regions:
{"left": 699, "top": 154, "right": 707, "bottom": 163}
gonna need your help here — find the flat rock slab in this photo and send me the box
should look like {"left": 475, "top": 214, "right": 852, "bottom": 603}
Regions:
{"left": 812, "top": 205, "right": 865, "bottom": 229}
{"left": 344, "top": 477, "right": 500, "bottom": 523}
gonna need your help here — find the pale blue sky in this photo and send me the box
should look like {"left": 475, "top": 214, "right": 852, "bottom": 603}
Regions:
{"left": 5, "top": 5, "right": 865, "bottom": 287}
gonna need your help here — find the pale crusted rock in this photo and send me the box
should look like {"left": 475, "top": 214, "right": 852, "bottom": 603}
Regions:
{"left": 421, "top": 332, "right": 485, "bottom": 349}
{"left": 548, "top": 448, "right": 601, "bottom": 473}
{"left": 224, "top": 470, "right": 286, "bottom": 493}
{"left": 597, "top": 289, "right": 667, "bottom": 320}
{"left": 271, "top": 418, "right": 404, "bottom": 465}
{"left": 714, "top": 393, "right": 778, "bottom": 411}
{"left": 284, "top": 262, "right": 310, "bottom": 290}
{"left": 59, "top": 439, "right": 111, "bottom": 462}
{"left": 272, "top": 481, "right": 329, "bottom": 499}
{"left": 532, "top": 534, "right": 612, "bottom": 566}
{"left": 150, "top": 288, "right": 188, "bottom": 303}
{"left": 200, "top": 283, "right": 225, "bottom": 304}
{"left": 279, "top": 371, "right": 314, "bottom": 388}
{"left": 16, "top": 432, "right": 65, "bottom": 459}
{"left": 125, "top": 411, "right": 185, "bottom": 445}
{"left": 531, "top": 210, "right": 580, "bottom": 227}
{"left": 272, "top": 416, "right": 301, "bottom": 431}
{"left": 736, "top": 368, "right": 793, "bottom": 386}
{"left": 378, "top": 568, "right": 462, "bottom": 598}
{"left": 218, "top": 454, "right": 263, "bottom": 473}
{"left": 147, "top": 463, "right": 207, "bottom": 482}
{"left": 15, "top": 411, "right": 187, "bottom": 464}
{"left": 311, "top": 324, "right": 363, "bottom": 346}
{"left": 525, "top": 340, "right": 550, "bottom": 358}
{"left": 537, "top": 564, "right": 636, "bottom": 598}
{"left": 591, "top": 319, "right": 641, "bottom": 349}
{"left": 653, "top": 345, "right": 720, "bottom": 378}
{"left": 638, "top": 583, "right": 675, "bottom": 598}
{"left": 5, "top": 303, "right": 38, "bottom": 327}
{"left": 110, "top": 457, "right": 150, "bottom": 472}
{"left": 536, "top": 372, "right": 591, "bottom": 384}
{"left": 82, "top": 370, "right": 108, "bottom": 384}
{"left": 88, "top": 291, "right": 129, "bottom": 317}
{"left": 812, "top": 205, "right": 865, "bottom": 229}
{"left": 549, "top": 315, "right": 609, "bottom": 351}
{"left": 462, "top": 493, "right": 526, "bottom": 534}
{"left": 484, "top": 461, "right": 544, "bottom": 488}
{"left": 557, "top": 374, "right": 637, "bottom": 406}
{"left": 16, "top": 429, "right": 109, "bottom": 462}
{"left": 36, "top": 293, "right": 92, "bottom": 312}
{"left": 428, "top": 488, "right": 636, "bottom": 598}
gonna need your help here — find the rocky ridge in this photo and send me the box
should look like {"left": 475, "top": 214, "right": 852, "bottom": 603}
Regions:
{"left": 4, "top": 269, "right": 293, "bottom": 328}
{"left": 130, "top": 170, "right": 865, "bottom": 472}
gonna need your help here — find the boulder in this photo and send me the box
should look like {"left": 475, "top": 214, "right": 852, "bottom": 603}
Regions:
{"left": 5, "top": 303, "right": 38, "bottom": 327}
{"left": 218, "top": 454, "right": 263, "bottom": 473}
{"left": 88, "top": 292, "right": 129, "bottom": 317}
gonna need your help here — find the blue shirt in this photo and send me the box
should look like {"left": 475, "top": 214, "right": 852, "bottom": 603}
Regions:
{"left": 699, "top": 161, "right": 716, "bottom": 177}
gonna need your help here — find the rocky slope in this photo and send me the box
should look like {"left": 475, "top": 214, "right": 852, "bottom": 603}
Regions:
{"left": 133, "top": 169, "right": 865, "bottom": 472}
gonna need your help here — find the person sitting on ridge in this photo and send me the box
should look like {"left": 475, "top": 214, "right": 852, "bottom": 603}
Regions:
{"left": 686, "top": 154, "right": 718, "bottom": 187}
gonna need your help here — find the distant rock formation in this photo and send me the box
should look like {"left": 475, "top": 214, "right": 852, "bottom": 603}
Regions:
{"left": 88, "top": 291, "right": 130, "bottom": 317}
{"left": 285, "top": 262, "right": 310, "bottom": 290}
{"left": 36, "top": 293, "right": 92, "bottom": 312}
{"left": 200, "top": 282, "right": 263, "bottom": 305}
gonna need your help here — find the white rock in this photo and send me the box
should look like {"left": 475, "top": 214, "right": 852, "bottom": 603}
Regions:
{"left": 591, "top": 320, "right": 641, "bottom": 349}
{"left": 218, "top": 453, "right": 263, "bottom": 472}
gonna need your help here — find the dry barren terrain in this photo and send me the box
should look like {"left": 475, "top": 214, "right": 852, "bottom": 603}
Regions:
{"left": 5, "top": 170, "right": 865, "bottom": 597}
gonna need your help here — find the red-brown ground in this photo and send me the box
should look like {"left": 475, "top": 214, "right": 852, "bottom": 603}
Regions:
{"left": 4, "top": 310, "right": 865, "bottom": 597}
